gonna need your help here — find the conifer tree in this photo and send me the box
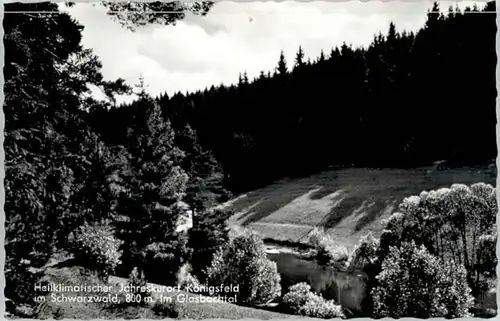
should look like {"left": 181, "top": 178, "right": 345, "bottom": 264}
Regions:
{"left": 294, "top": 45, "right": 305, "bottom": 68}
{"left": 319, "top": 49, "right": 326, "bottom": 62}
{"left": 116, "top": 90, "right": 191, "bottom": 283}
{"left": 276, "top": 50, "right": 288, "bottom": 75}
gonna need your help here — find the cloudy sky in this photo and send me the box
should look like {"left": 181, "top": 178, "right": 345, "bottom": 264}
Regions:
{"left": 61, "top": 1, "right": 481, "bottom": 103}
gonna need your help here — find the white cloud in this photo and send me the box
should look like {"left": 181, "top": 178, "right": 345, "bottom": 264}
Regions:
{"left": 62, "top": 1, "right": 482, "bottom": 104}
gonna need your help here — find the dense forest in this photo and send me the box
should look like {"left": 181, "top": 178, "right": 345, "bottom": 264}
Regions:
{"left": 90, "top": 1, "right": 497, "bottom": 192}
{"left": 4, "top": 1, "right": 497, "bottom": 319}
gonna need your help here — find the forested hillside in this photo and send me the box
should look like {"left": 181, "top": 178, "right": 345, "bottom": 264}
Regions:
{"left": 90, "top": 1, "right": 497, "bottom": 192}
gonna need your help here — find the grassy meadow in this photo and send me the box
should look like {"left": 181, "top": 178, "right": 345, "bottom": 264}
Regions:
{"left": 222, "top": 165, "right": 496, "bottom": 248}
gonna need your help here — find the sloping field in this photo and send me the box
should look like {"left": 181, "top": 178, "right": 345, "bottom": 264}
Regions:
{"left": 222, "top": 165, "right": 496, "bottom": 248}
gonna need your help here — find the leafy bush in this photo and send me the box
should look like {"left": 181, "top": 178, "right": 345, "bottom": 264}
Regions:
{"left": 378, "top": 183, "right": 497, "bottom": 294}
{"left": 177, "top": 263, "right": 200, "bottom": 291}
{"left": 309, "top": 228, "right": 349, "bottom": 265}
{"left": 372, "top": 241, "right": 474, "bottom": 318}
{"left": 206, "top": 229, "right": 281, "bottom": 306}
{"left": 305, "top": 298, "right": 345, "bottom": 319}
{"left": 347, "top": 233, "right": 380, "bottom": 270}
{"left": 69, "top": 221, "right": 123, "bottom": 281}
{"left": 282, "top": 282, "right": 315, "bottom": 313}
{"left": 282, "top": 282, "right": 345, "bottom": 319}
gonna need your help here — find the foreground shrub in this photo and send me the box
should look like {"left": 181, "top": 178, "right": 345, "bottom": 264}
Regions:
{"left": 309, "top": 228, "right": 349, "bottom": 265}
{"left": 177, "top": 263, "right": 200, "bottom": 291}
{"left": 372, "top": 241, "right": 474, "bottom": 318}
{"left": 206, "top": 229, "right": 281, "bottom": 306}
{"left": 282, "top": 283, "right": 316, "bottom": 313}
{"left": 306, "top": 299, "right": 345, "bottom": 319}
{"left": 69, "top": 221, "right": 123, "bottom": 281}
{"left": 347, "top": 233, "right": 379, "bottom": 270}
{"left": 282, "top": 282, "right": 345, "bottom": 319}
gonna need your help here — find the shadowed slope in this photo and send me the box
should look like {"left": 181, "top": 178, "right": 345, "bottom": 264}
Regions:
{"left": 222, "top": 165, "right": 496, "bottom": 248}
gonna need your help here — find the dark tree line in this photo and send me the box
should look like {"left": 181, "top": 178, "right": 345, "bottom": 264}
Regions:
{"left": 91, "top": 2, "right": 497, "bottom": 193}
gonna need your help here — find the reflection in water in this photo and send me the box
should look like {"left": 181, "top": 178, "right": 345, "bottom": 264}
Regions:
{"left": 268, "top": 251, "right": 367, "bottom": 313}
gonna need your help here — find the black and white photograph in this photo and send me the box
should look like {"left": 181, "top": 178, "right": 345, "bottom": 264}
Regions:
{"left": 3, "top": 0, "right": 498, "bottom": 319}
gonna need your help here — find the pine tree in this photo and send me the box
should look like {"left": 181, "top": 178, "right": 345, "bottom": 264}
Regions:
{"left": 319, "top": 49, "right": 326, "bottom": 62}
{"left": 238, "top": 71, "right": 249, "bottom": 85}
{"left": 426, "top": 2, "right": 442, "bottom": 29}
{"left": 276, "top": 50, "right": 288, "bottom": 75}
{"left": 134, "top": 75, "right": 149, "bottom": 99}
{"left": 294, "top": 45, "right": 305, "bottom": 68}
{"left": 387, "top": 22, "right": 397, "bottom": 43}
{"left": 117, "top": 93, "right": 191, "bottom": 284}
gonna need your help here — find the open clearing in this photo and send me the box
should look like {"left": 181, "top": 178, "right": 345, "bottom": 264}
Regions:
{"left": 222, "top": 165, "right": 496, "bottom": 248}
